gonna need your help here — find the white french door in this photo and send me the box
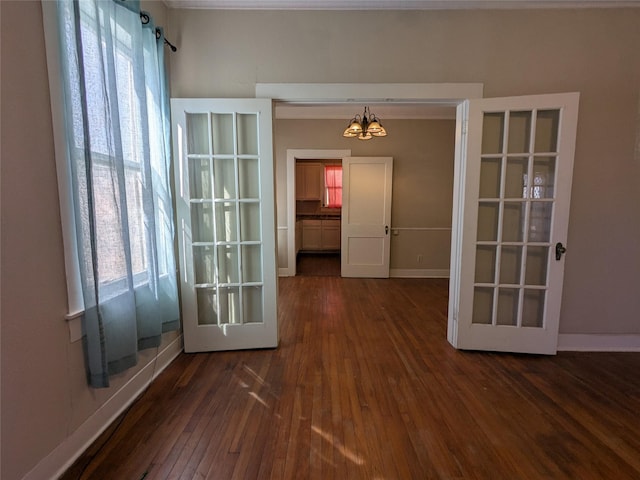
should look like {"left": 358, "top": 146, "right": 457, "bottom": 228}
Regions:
{"left": 341, "top": 157, "right": 393, "bottom": 278}
{"left": 172, "top": 98, "right": 278, "bottom": 353}
{"left": 448, "top": 93, "right": 580, "bottom": 354}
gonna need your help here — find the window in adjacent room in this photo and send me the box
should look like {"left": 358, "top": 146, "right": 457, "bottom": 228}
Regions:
{"left": 324, "top": 165, "right": 342, "bottom": 208}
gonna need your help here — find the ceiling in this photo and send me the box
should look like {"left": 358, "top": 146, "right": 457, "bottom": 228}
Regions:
{"left": 164, "top": 0, "right": 640, "bottom": 9}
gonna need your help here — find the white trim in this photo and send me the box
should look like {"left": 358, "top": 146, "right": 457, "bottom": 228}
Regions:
{"left": 557, "top": 334, "right": 640, "bottom": 352}
{"left": 67, "top": 316, "right": 83, "bottom": 343}
{"left": 257, "top": 83, "right": 484, "bottom": 104}
{"left": 275, "top": 104, "right": 456, "bottom": 120}
{"left": 167, "top": 1, "right": 640, "bottom": 10}
{"left": 447, "top": 101, "right": 469, "bottom": 347}
{"left": 390, "top": 268, "right": 450, "bottom": 278}
{"left": 268, "top": 84, "right": 484, "bottom": 279}
{"left": 285, "top": 149, "right": 351, "bottom": 277}
{"left": 42, "top": 0, "right": 84, "bottom": 317}
{"left": 278, "top": 267, "right": 291, "bottom": 277}
{"left": 22, "top": 335, "right": 183, "bottom": 480}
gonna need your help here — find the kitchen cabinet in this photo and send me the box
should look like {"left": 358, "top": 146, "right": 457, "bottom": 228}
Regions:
{"left": 295, "top": 220, "right": 302, "bottom": 254}
{"left": 321, "top": 219, "right": 341, "bottom": 250}
{"left": 301, "top": 220, "right": 322, "bottom": 250}
{"left": 301, "top": 219, "right": 340, "bottom": 251}
{"left": 296, "top": 163, "right": 323, "bottom": 201}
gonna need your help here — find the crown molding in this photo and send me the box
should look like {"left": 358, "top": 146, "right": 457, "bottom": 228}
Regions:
{"left": 164, "top": 0, "right": 640, "bottom": 10}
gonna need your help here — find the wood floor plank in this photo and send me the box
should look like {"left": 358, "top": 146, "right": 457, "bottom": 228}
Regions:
{"left": 61, "top": 276, "right": 640, "bottom": 480}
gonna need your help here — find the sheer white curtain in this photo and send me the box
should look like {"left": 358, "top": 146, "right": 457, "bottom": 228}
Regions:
{"left": 55, "top": 0, "right": 179, "bottom": 388}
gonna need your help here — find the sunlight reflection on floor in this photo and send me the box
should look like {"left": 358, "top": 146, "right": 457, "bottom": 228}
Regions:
{"left": 311, "top": 425, "right": 365, "bottom": 466}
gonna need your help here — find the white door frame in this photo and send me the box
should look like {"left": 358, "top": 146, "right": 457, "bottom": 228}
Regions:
{"left": 259, "top": 83, "right": 485, "bottom": 278}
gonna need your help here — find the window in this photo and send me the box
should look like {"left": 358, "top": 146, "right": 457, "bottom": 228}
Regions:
{"left": 324, "top": 165, "right": 342, "bottom": 208}
{"left": 44, "top": 0, "right": 179, "bottom": 387}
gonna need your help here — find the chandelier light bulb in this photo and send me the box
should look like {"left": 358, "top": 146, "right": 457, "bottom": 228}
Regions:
{"left": 342, "top": 107, "right": 386, "bottom": 140}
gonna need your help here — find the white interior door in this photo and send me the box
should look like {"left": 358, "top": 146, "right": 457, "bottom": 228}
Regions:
{"left": 448, "top": 92, "right": 579, "bottom": 354}
{"left": 341, "top": 157, "right": 393, "bottom": 278}
{"left": 172, "top": 98, "right": 278, "bottom": 353}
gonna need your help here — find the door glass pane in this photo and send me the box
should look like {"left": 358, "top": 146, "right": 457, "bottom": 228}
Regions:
{"left": 525, "top": 246, "right": 549, "bottom": 285}
{"left": 242, "top": 244, "right": 262, "bottom": 283}
{"left": 522, "top": 289, "right": 545, "bottom": 327}
{"left": 211, "top": 113, "right": 234, "bottom": 155}
{"left": 186, "top": 113, "right": 209, "bottom": 154}
{"left": 240, "top": 202, "right": 261, "bottom": 241}
{"left": 505, "top": 157, "right": 528, "bottom": 198}
{"left": 475, "top": 245, "right": 497, "bottom": 283}
{"left": 500, "top": 246, "right": 522, "bottom": 285}
{"left": 472, "top": 287, "right": 494, "bottom": 325}
{"left": 243, "top": 286, "right": 263, "bottom": 324}
{"left": 535, "top": 110, "right": 559, "bottom": 153}
{"left": 213, "top": 158, "right": 236, "bottom": 199}
{"left": 217, "top": 245, "right": 239, "bottom": 284}
{"left": 215, "top": 202, "right": 238, "bottom": 242}
{"left": 477, "top": 202, "right": 499, "bottom": 241}
{"left": 482, "top": 113, "right": 505, "bottom": 154}
{"left": 502, "top": 203, "right": 525, "bottom": 242}
{"left": 529, "top": 202, "right": 552, "bottom": 242}
{"left": 184, "top": 107, "right": 268, "bottom": 335}
{"left": 237, "top": 114, "right": 258, "bottom": 155}
{"left": 196, "top": 288, "right": 217, "bottom": 325}
{"left": 218, "top": 286, "right": 240, "bottom": 324}
{"left": 508, "top": 111, "right": 532, "bottom": 154}
{"left": 189, "top": 159, "right": 212, "bottom": 199}
{"left": 239, "top": 158, "right": 260, "bottom": 199}
{"left": 479, "top": 158, "right": 501, "bottom": 198}
{"left": 531, "top": 157, "right": 556, "bottom": 199}
{"left": 193, "top": 246, "right": 215, "bottom": 284}
{"left": 497, "top": 288, "right": 519, "bottom": 326}
{"left": 191, "top": 203, "right": 214, "bottom": 243}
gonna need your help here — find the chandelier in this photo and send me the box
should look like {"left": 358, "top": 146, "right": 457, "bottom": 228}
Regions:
{"left": 342, "top": 106, "right": 387, "bottom": 140}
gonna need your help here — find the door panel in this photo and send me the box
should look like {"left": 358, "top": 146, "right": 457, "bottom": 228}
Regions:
{"left": 449, "top": 93, "right": 579, "bottom": 354}
{"left": 341, "top": 157, "right": 393, "bottom": 278}
{"left": 172, "top": 98, "right": 277, "bottom": 352}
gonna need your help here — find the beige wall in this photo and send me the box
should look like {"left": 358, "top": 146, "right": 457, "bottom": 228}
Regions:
{"left": 2, "top": 3, "right": 640, "bottom": 480}
{"left": 167, "top": 7, "right": 640, "bottom": 336}
{"left": 275, "top": 118, "right": 455, "bottom": 272}
{"left": 1, "top": 2, "right": 177, "bottom": 480}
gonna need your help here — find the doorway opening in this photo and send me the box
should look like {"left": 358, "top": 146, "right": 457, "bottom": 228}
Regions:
{"left": 264, "top": 83, "right": 484, "bottom": 279}
{"left": 296, "top": 253, "right": 341, "bottom": 277}
{"left": 295, "top": 157, "right": 343, "bottom": 276}
{"left": 285, "top": 149, "right": 351, "bottom": 277}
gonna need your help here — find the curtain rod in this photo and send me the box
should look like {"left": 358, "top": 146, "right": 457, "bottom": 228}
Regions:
{"left": 140, "top": 12, "right": 177, "bottom": 52}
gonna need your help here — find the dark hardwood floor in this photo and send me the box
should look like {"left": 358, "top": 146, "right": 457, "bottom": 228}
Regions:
{"left": 62, "top": 277, "right": 640, "bottom": 479}
{"left": 296, "top": 252, "right": 341, "bottom": 277}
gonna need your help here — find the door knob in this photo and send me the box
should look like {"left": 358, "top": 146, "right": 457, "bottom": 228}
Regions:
{"left": 385, "top": 225, "right": 389, "bottom": 235}
{"left": 555, "top": 242, "right": 567, "bottom": 261}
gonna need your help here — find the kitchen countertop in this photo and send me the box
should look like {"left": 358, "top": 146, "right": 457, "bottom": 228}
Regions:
{"left": 296, "top": 215, "right": 341, "bottom": 221}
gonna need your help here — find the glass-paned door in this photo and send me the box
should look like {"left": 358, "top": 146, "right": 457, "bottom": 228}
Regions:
{"left": 449, "top": 93, "right": 579, "bottom": 354}
{"left": 172, "top": 99, "right": 277, "bottom": 352}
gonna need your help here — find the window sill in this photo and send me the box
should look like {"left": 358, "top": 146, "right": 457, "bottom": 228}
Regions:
{"left": 65, "top": 310, "right": 84, "bottom": 343}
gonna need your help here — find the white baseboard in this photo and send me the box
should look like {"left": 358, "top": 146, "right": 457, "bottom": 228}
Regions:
{"left": 25, "top": 334, "right": 183, "bottom": 480}
{"left": 557, "top": 333, "right": 640, "bottom": 352}
{"left": 390, "top": 268, "right": 450, "bottom": 278}
{"left": 278, "top": 267, "right": 294, "bottom": 277}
